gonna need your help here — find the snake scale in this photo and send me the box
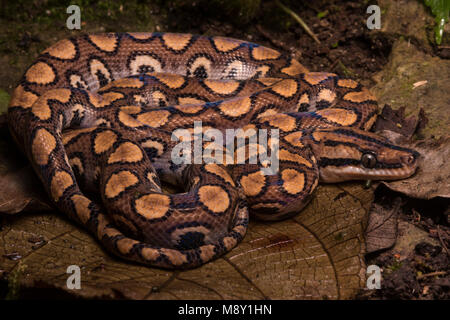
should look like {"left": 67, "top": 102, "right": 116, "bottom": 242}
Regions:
{"left": 8, "top": 33, "right": 419, "bottom": 269}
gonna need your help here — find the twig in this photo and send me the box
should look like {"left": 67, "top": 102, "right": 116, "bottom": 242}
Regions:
{"left": 329, "top": 58, "right": 341, "bottom": 71}
{"left": 275, "top": 0, "right": 320, "bottom": 44}
{"left": 337, "top": 60, "right": 355, "bottom": 78}
{"left": 417, "top": 271, "right": 447, "bottom": 280}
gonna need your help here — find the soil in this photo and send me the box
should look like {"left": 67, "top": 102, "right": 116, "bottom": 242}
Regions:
{"left": 0, "top": 0, "right": 395, "bottom": 94}
{"left": 0, "top": 0, "right": 448, "bottom": 300}
{"left": 147, "top": 0, "right": 393, "bottom": 85}
{"left": 359, "top": 186, "right": 449, "bottom": 299}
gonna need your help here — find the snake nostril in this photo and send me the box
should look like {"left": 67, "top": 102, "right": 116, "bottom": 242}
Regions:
{"left": 404, "top": 155, "right": 415, "bottom": 165}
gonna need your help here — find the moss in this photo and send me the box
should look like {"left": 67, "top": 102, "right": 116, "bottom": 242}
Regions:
{"left": 1, "top": 1, "right": 156, "bottom": 34}
{"left": 372, "top": 38, "right": 450, "bottom": 139}
{"left": 5, "top": 262, "right": 26, "bottom": 300}
{"left": 386, "top": 259, "right": 403, "bottom": 273}
{"left": 0, "top": 90, "right": 10, "bottom": 115}
{"left": 317, "top": 10, "right": 329, "bottom": 19}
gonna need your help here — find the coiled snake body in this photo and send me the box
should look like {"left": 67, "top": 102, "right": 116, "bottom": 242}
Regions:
{"left": 8, "top": 33, "right": 419, "bottom": 268}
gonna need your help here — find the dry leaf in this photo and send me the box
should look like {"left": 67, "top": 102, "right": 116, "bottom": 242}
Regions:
{"left": 0, "top": 183, "right": 372, "bottom": 300}
{"left": 378, "top": 132, "right": 450, "bottom": 200}
{"left": 0, "top": 166, "right": 52, "bottom": 214}
{"left": 374, "top": 105, "right": 427, "bottom": 139}
{"left": 366, "top": 198, "right": 402, "bottom": 253}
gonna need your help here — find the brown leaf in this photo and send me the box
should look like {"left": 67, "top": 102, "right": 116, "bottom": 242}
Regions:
{"left": 0, "top": 183, "right": 372, "bottom": 300}
{"left": 366, "top": 197, "right": 402, "bottom": 253}
{"left": 0, "top": 166, "right": 52, "bottom": 214}
{"left": 378, "top": 132, "right": 450, "bottom": 199}
{"left": 0, "top": 123, "right": 52, "bottom": 214}
{"left": 373, "top": 104, "right": 427, "bottom": 139}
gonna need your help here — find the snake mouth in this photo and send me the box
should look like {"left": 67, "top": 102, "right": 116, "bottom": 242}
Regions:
{"left": 320, "top": 166, "right": 417, "bottom": 183}
{"left": 319, "top": 157, "right": 419, "bottom": 183}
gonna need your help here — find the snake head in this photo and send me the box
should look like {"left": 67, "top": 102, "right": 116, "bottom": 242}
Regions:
{"left": 305, "top": 127, "right": 419, "bottom": 183}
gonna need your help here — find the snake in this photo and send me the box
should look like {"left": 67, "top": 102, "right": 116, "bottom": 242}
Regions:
{"left": 7, "top": 33, "right": 419, "bottom": 269}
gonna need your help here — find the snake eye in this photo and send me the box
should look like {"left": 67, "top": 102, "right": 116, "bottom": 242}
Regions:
{"left": 361, "top": 153, "right": 377, "bottom": 168}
